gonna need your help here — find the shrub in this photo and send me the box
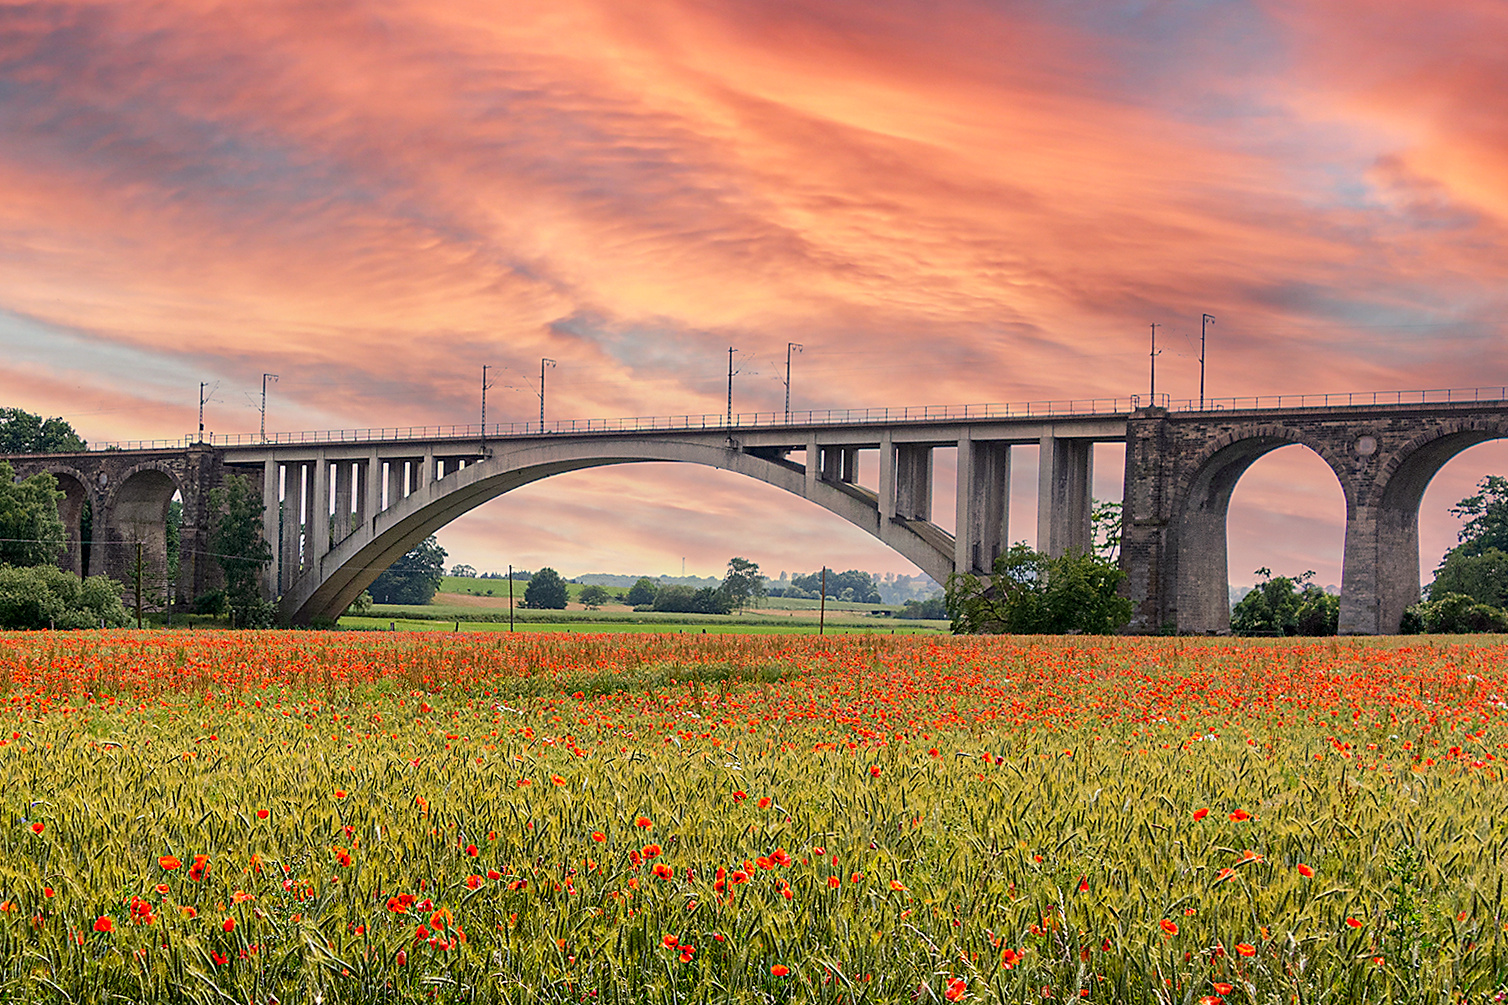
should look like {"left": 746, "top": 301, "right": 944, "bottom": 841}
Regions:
{"left": 0, "top": 565, "right": 130, "bottom": 629}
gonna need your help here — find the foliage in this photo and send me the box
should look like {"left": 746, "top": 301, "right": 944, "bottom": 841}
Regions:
{"left": 947, "top": 544, "right": 1132, "bottom": 635}
{"left": 346, "top": 590, "right": 374, "bottom": 616}
{"left": 625, "top": 577, "right": 659, "bottom": 607}
{"left": 1402, "top": 592, "right": 1508, "bottom": 634}
{"left": 1448, "top": 474, "right": 1508, "bottom": 556}
{"left": 896, "top": 595, "right": 948, "bottom": 620}
{"left": 522, "top": 566, "right": 568, "bottom": 609}
{"left": 0, "top": 407, "right": 87, "bottom": 453}
{"left": 1427, "top": 546, "right": 1508, "bottom": 608}
{"left": 369, "top": 537, "right": 448, "bottom": 607}
{"left": 578, "top": 584, "right": 611, "bottom": 609}
{"left": 0, "top": 564, "right": 129, "bottom": 628}
{"left": 448, "top": 564, "right": 477, "bottom": 578}
{"left": 1091, "top": 499, "right": 1122, "bottom": 561}
{"left": 651, "top": 584, "right": 733, "bottom": 614}
{"left": 790, "top": 568, "right": 880, "bottom": 604}
{"left": 0, "top": 461, "right": 66, "bottom": 568}
{"left": 721, "top": 557, "right": 765, "bottom": 611}
{"left": 0, "top": 633, "right": 1503, "bottom": 1001}
{"left": 1231, "top": 568, "right": 1338, "bottom": 636}
{"left": 208, "top": 474, "right": 275, "bottom": 628}
{"left": 165, "top": 498, "right": 182, "bottom": 586}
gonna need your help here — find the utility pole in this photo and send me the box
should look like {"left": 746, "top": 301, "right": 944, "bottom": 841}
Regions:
{"left": 784, "top": 342, "right": 803, "bottom": 422}
{"left": 198, "top": 382, "right": 210, "bottom": 442}
{"left": 134, "top": 541, "right": 144, "bottom": 629}
{"left": 818, "top": 566, "right": 826, "bottom": 636}
{"left": 260, "top": 373, "right": 279, "bottom": 443}
{"left": 1200, "top": 314, "right": 1215, "bottom": 410}
{"left": 539, "top": 359, "right": 556, "bottom": 431}
{"left": 508, "top": 564, "right": 515, "bottom": 632}
{"left": 481, "top": 364, "right": 493, "bottom": 455}
{"left": 1148, "top": 324, "right": 1161, "bottom": 404}
{"left": 726, "top": 347, "right": 738, "bottom": 426}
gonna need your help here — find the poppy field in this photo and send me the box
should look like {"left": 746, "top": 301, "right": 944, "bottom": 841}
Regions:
{"left": 0, "top": 631, "right": 1505, "bottom": 1004}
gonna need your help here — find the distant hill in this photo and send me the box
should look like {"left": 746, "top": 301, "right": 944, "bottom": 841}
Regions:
{"left": 572, "top": 573, "right": 721, "bottom": 589}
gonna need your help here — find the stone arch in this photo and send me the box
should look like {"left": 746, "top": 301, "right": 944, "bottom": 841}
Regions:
{"left": 1370, "top": 415, "right": 1508, "bottom": 632}
{"left": 281, "top": 438, "right": 952, "bottom": 624}
{"left": 1173, "top": 425, "right": 1351, "bottom": 633}
{"left": 49, "top": 469, "right": 89, "bottom": 576}
{"left": 102, "top": 464, "right": 183, "bottom": 600}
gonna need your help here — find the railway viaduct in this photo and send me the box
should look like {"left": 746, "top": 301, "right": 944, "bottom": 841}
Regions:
{"left": 4, "top": 390, "right": 1506, "bottom": 634}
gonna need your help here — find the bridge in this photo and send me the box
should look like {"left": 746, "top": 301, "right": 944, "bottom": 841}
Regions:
{"left": 5, "top": 387, "right": 1507, "bottom": 634}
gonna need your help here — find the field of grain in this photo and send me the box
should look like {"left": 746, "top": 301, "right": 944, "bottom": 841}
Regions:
{"left": 0, "top": 631, "right": 1503, "bottom": 1003}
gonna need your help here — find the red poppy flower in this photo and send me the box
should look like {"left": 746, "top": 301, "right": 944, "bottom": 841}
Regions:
{"left": 945, "top": 977, "right": 968, "bottom": 1002}
{"left": 256, "top": 809, "right": 269, "bottom": 820}
{"left": 662, "top": 934, "right": 678, "bottom": 947}
{"left": 466, "top": 875, "right": 483, "bottom": 890}
{"left": 757, "top": 797, "right": 771, "bottom": 809}
{"left": 635, "top": 817, "right": 652, "bottom": 829}
{"left": 591, "top": 831, "right": 606, "bottom": 842}
{"left": 222, "top": 917, "right": 235, "bottom": 933}
{"left": 868, "top": 765, "right": 881, "bottom": 777}
{"left": 94, "top": 916, "right": 113, "bottom": 933}
{"left": 466, "top": 844, "right": 478, "bottom": 857}
{"left": 1235, "top": 942, "right": 1256, "bottom": 956}
{"left": 1297, "top": 864, "right": 1314, "bottom": 878}
{"left": 1229, "top": 809, "right": 1250, "bottom": 822}
{"left": 1192, "top": 808, "right": 1209, "bottom": 821}
{"left": 30, "top": 822, "right": 44, "bottom": 834}
{"left": 159, "top": 855, "right": 181, "bottom": 871}
{"left": 771, "top": 964, "right": 790, "bottom": 976}
{"left": 1345, "top": 918, "right": 1363, "bottom": 928}
{"left": 1213, "top": 983, "right": 1234, "bottom": 995}
{"left": 643, "top": 844, "right": 662, "bottom": 859}
{"left": 333, "top": 790, "right": 347, "bottom": 799}
{"left": 1159, "top": 919, "right": 1178, "bottom": 936}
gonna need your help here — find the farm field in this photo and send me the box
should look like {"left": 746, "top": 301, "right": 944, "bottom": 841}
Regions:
{"left": 0, "top": 632, "right": 1505, "bottom": 1004}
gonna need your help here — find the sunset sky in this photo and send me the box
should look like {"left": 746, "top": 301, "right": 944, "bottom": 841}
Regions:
{"left": 3, "top": 0, "right": 1505, "bottom": 587}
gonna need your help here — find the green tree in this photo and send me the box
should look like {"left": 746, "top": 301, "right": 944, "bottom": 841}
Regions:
{"left": 0, "top": 408, "right": 86, "bottom": 453}
{"left": 946, "top": 544, "right": 1131, "bottom": 635}
{"left": 790, "top": 569, "right": 880, "bottom": 603}
{"left": 1091, "top": 499, "right": 1122, "bottom": 561}
{"left": 897, "top": 595, "right": 948, "bottom": 620}
{"left": 1448, "top": 475, "right": 1508, "bottom": 556}
{"left": 626, "top": 577, "right": 659, "bottom": 607}
{"left": 369, "top": 537, "right": 448, "bottom": 605}
{"left": 1428, "top": 547, "right": 1508, "bottom": 608}
{"left": 651, "top": 585, "right": 732, "bottom": 614}
{"left": 578, "top": 584, "right": 610, "bottom": 609}
{"left": 208, "top": 474, "right": 275, "bottom": 628}
{"left": 0, "top": 461, "right": 65, "bottom": 568}
{"left": 722, "top": 557, "right": 765, "bottom": 611}
{"left": 1405, "top": 592, "right": 1508, "bottom": 634}
{"left": 523, "top": 567, "right": 568, "bottom": 610}
{"left": 1230, "top": 568, "right": 1337, "bottom": 636}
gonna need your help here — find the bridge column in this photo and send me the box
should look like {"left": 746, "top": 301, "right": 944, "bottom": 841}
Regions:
{"left": 332, "top": 461, "right": 353, "bottom": 545}
{"left": 956, "top": 437, "right": 1009, "bottom": 574}
{"left": 363, "top": 454, "right": 382, "bottom": 524}
{"left": 279, "top": 463, "right": 303, "bottom": 591}
{"left": 878, "top": 431, "right": 896, "bottom": 522}
{"left": 805, "top": 435, "right": 818, "bottom": 498}
{"left": 414, "top": 450, "right": 434, "bottom": 493}
{"left": 385, "top": 460, "right": 404, "bottom": 508}
{"left": 820, "top": 447, "right": 841, "bottom": 483}
{"left": 262, "top": 459, "right": 279, "bottom": 598}
{"left": 895, "top": 445, "right": 932, "bottom": 521}
{"left": 309, "top": 454, "right": 330, "bottom": 566}
{"left": 840, "top": 448, "right": 858, "bottom": 483}
{"left": 1120, "top": 410, "right": 1175, "bottom": 631}
{"left": 1037, "top": 434, "right": 1092, "bottom": 557}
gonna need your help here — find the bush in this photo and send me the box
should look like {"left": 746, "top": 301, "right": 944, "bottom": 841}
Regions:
{"left": 1410, "top": 592, "right": 1508, "bottom": 634}
{"left": 0, "top": 565, "right": 130, "bottom": 629}
{"left": 192, "top": 590, "right": 227, "bottom": 616}
{"left": 1231, "top": 569, "right": 1337, "bottom": 636}
{"left": 578, "top": 584, "right": 611, "bottom": 609}
{"left": 898, "top": 596, "right": 948, "bottom": 620}
{"left": 651, "top": 585, "right": 733, "bottom": 615}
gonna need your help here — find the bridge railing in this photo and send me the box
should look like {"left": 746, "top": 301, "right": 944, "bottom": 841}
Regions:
{"left": 1170, "top": 386, "right": 1508, "bottom": 413}
{"left": 186, "top": 395, "right": 1159, "bottom": 448}
{"left": 75, "top": 385, "right": 1508, "bottom": 451}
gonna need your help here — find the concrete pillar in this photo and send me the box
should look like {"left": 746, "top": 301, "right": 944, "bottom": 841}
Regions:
{"left": 279, "top": 463, "right": 302, "bottom": 590}
{"left": 363, "top": 454, "right": 382, "bottom": 524}
{"left": 415, "top": 449, "right": 434, "bottom": 493}
{"left": 1340, "top": 498, "right": 1415, "bottom": 635}
{"left": 262, "top": 459, "right": 279, "bottom": 598}
{"left": 958, "top": 440, "right": 1009, "bottom": 573}
{"left": 332, "top": 461, "right": 353, "bottom": 544}
{"left": 309, "top": 454, "right": 330, "bottom": 567}
{"left": 805, "top": 435, "right": 818, "bottom": 498}
{"left": 820, "top": 447, "right": 841, "bottom": 483}
{"left": 895, "top": 444, "right": 932, "bottom": 521}
{"left": 840, "top": 448, "right": 859, "bottom": 484}
{"left": 386, "top": 460, "right": 405, "bottom": 507}
{"left": 1037, "top": 434, "right": 1092, "bottom": 557}
{"left": 879, "top": 430, "right": 896, "bottom": 522}
{"left": 954, "top": 434, "right": 975, "bottom": 574}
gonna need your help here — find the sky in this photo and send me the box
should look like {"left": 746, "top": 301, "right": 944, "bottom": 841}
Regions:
{"left": 2, "top": 0, "right": 1506, "bottom": 587}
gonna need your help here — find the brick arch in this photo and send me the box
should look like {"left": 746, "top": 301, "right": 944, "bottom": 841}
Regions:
{"left": 1364, "top": 416, "right": 1508, "bottom": 635}
{"left": 102, "top": 460, "right": 185, "bottom": 511}
{"left": 1171, "top": 423, "right": 1350, "bottom": 634}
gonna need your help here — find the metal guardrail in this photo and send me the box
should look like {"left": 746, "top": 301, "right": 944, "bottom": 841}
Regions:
{"left": 77, "top": 385, "right": 1508, "bottom": 451}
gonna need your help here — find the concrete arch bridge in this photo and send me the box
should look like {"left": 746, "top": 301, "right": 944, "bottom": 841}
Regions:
{"left": 4, "top": 390, "right": 1506, "bottom": 633}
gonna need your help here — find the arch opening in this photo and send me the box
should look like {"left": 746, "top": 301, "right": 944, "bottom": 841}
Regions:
{"left": 50, "top": 472, "right": 87, "bottom": 577}
{"left": 1177, "top": 438, "right": 1346, "bottom": 634}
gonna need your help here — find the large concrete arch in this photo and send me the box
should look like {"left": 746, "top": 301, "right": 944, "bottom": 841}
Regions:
{"left": 281, "top": 437, "right": 954, "bottom": 624}
{"left": 1362, "top": 416, "right": 1508, "bottom": 633}
{"left": 1172, "top": 426, "right": 1350, "bottom": 634}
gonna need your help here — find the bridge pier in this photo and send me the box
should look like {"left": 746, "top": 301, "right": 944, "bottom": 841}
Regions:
{"left": 1037, "top": 433, "right": 1093, "bottom": 558}
{"left": 955, "top": 436, "right": 1009, "bottom": 574}
{"left": 894, "top": 444, "right": 932, "bottom": 520}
